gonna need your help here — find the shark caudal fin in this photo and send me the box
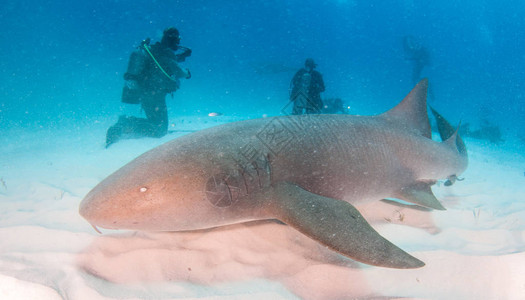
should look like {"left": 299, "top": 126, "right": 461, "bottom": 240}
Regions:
{"left": 262, "top": 182, "right": 425, "bottom": 269}
{"left": 429, "top": 106, "right": 467, "bottom": 157}
{"left": 430, "top": 106, "right": 468, "bottom": 186}
{"left": 380, "top": 78, "right": 432, "bottom": 138}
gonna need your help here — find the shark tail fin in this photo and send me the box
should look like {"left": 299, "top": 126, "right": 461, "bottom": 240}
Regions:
{"left": 430, "top": 106, "right": 467, "bottom": 157}
{"left": 263, "top": 182, "right": 425, "bottom": 269}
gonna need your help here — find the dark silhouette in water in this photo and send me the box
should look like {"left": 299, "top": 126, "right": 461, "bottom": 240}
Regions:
{"left": 106, "top": 27, "right": 192, "bottom": 148}
{"left": 321, "top": 98, "right": 348, "bottom": 114}
{"left": 460, "top": 119, "right": 504, "bottom": 144}
{"left": 403, "top": 35, "right": 430, "bottom": 85}
{"left": 289, "top": 58, "right": 325, "bottom": 114}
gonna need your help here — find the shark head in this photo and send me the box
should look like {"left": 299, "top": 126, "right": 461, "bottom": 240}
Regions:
{"left": 79, "top": 144, "right": 217, "bottom": 231}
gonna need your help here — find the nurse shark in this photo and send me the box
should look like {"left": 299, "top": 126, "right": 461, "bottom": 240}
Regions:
{"left": 80, "top": 79, "right": 467, "bottom": 269}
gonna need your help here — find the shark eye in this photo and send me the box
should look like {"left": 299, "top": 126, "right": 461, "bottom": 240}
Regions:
{"left": 139, "top": 187, "right": 148, "bottom": 193}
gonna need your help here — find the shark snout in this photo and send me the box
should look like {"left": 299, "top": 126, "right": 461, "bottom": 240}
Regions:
{"left": 79, "top": 181, "right": 125, "bottom": 229}
{"left": 79, "top": 192, "right": 125, "bottom": 231}
{"left": 79, "top": 189, "right": 105, "bottom": 225}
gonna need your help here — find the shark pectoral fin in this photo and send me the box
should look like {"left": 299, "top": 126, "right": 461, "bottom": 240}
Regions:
{"left": 394, "top": 181, "right": 446, "bottom": 210}
{"left": 265, "top": 182, "right": 425, "bottom": 269}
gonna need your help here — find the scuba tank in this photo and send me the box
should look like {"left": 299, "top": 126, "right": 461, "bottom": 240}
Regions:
{"left": 121, "top": 39, "right": 150, "bottom": 104}
{"left": 121, "top": 38, "right": 190, "bottom": 104}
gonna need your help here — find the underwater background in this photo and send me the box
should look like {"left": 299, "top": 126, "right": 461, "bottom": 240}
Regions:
{"left": 1, "top": 0, "right": 524, "bottom": 141}
{"left": 1, "top": 1, "right": 525, "bottom": 299}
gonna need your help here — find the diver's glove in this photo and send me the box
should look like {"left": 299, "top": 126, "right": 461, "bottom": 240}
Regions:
{"left": 182, "top": 48, "right": 192, "bottom": 58}
{"left": 125, "top": 80, "right": 138, "bottom": 90}
{"left": 176, "top": 47, "right": 192, "bottom": 62}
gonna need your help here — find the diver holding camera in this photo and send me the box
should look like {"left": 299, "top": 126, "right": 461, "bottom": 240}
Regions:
{"left": 106, "top": 27, "right": 192, "bottom": 148}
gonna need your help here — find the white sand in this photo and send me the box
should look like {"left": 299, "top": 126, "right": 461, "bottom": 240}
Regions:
{"left": 1, "top": 115, "right": 524, "bottom": 299}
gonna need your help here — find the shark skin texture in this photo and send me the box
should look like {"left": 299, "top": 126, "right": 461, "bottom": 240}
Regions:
{"left": 80, "top": 79, "right": 467, "bottom": 269}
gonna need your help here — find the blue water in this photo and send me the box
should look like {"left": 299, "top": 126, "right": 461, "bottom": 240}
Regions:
{"left": 1, "top": 0, "right": 524, "bottom": 137}
{"left": 1, "top": 2, "right": 524, "bottom": 298}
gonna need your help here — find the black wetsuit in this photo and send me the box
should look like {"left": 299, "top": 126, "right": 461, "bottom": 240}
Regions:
{"left": 409, "top": 47, "right": 430, "bottom": 85}
{"left": 290, "top": 68, "right": 325, "bottom": 114}
{"left": 106, "top": 42, "right": 189, "bottom": 147}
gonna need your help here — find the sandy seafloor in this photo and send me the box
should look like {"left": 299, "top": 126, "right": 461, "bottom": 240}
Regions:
{"left": 1, "top": 114, "right": 524, "bottom": 300}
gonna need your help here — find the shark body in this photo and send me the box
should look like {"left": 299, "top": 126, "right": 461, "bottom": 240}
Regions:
{"left": 80, "top": 79, "right": 467, "bottom": 269}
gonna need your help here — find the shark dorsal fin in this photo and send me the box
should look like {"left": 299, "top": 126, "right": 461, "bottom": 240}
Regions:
{"left": 380, "top": 78, "right": 431, "bottom": 138}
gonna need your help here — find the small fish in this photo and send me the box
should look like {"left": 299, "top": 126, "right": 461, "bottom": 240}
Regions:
{"left": 208, "top": 112, "right": 223, "bottom": 117}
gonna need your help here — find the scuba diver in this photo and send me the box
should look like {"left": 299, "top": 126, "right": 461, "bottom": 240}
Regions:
{"left": 402, "top": 35, "right": 430, "bottom": 85}
{"left": 106, "top": 27, "right": 192, "bottom": 148}
{"left": 289, "top": 58, "right": 325, "bottom": 115}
